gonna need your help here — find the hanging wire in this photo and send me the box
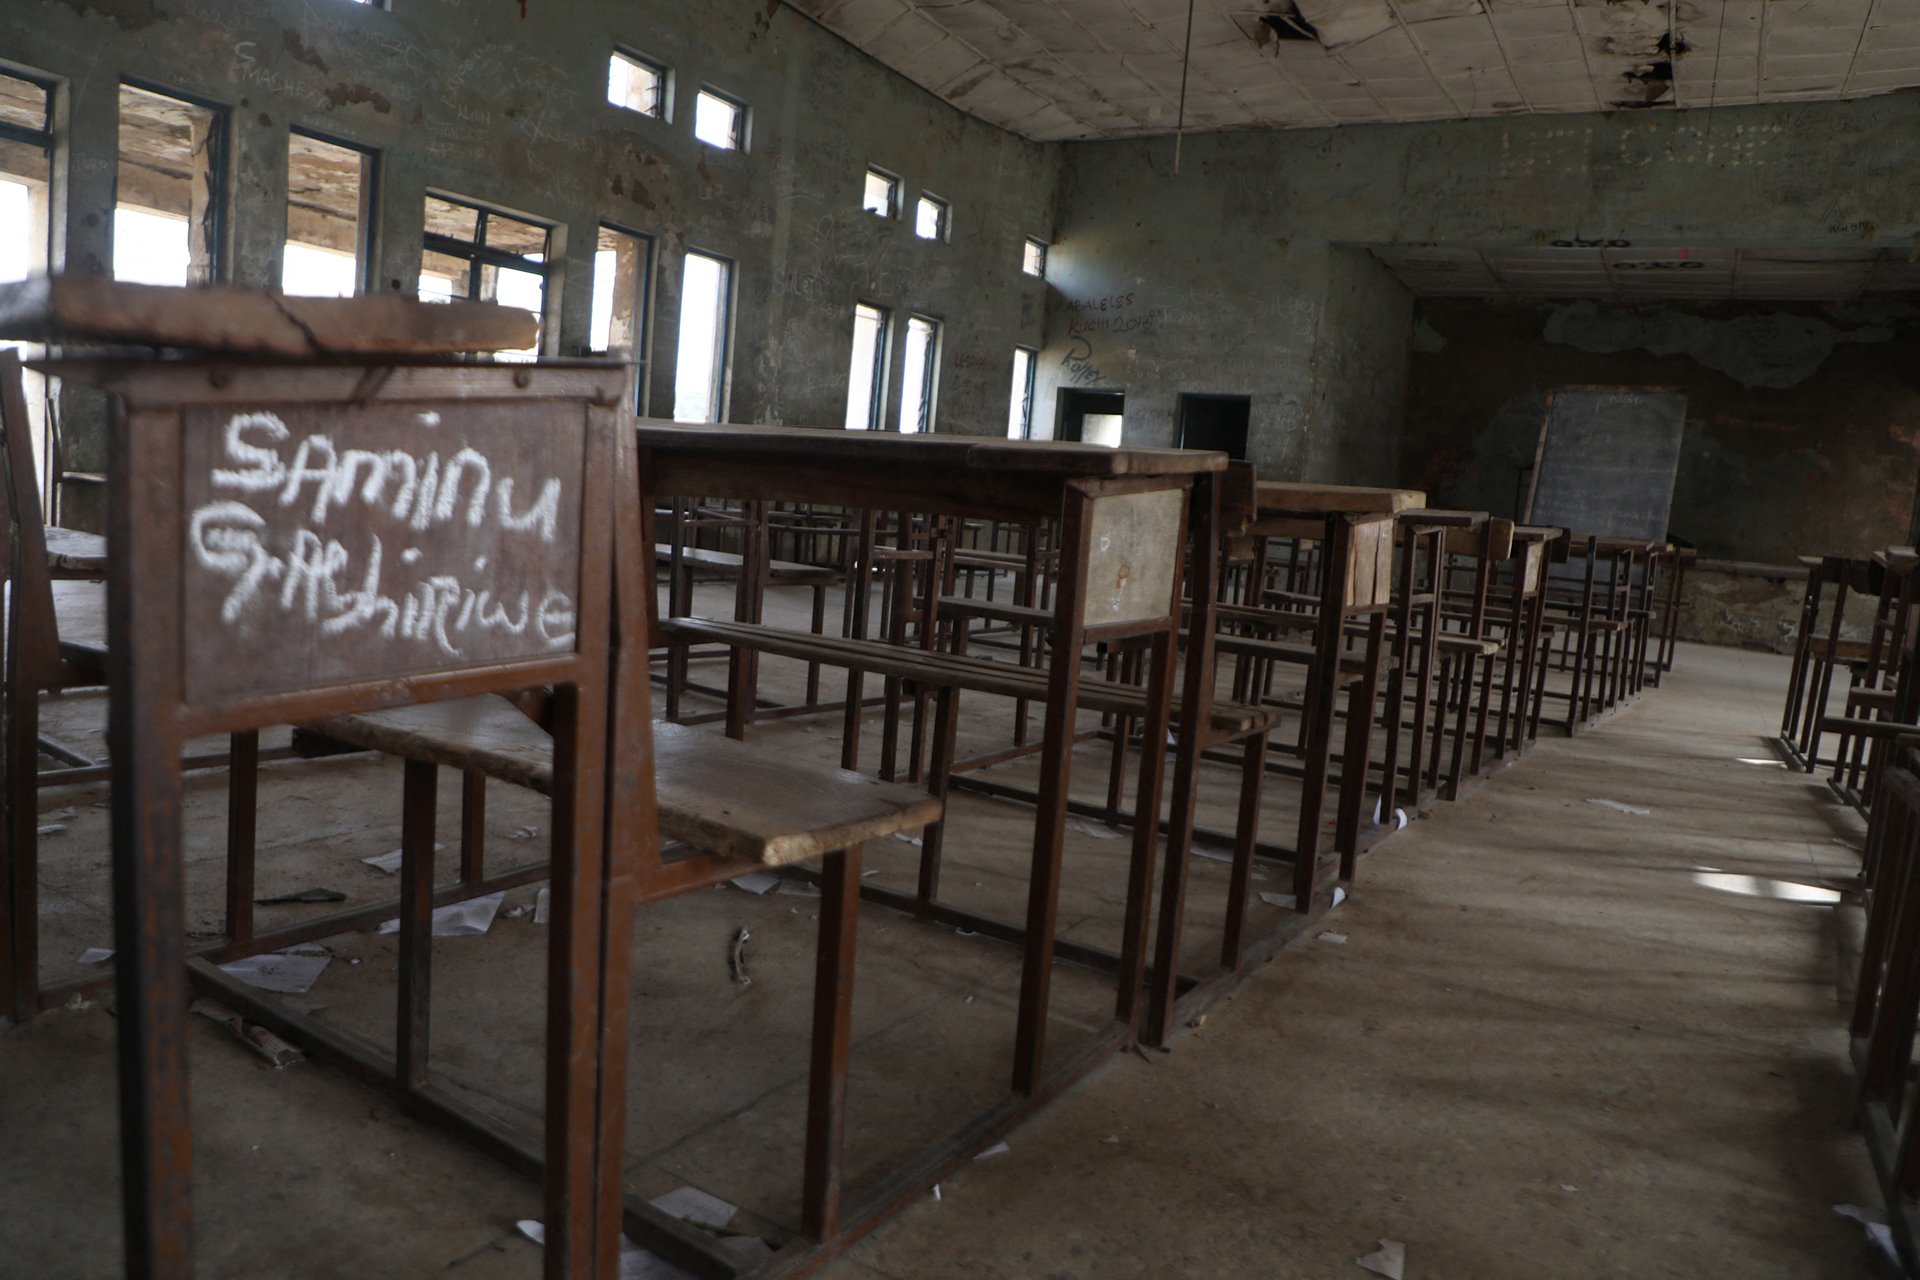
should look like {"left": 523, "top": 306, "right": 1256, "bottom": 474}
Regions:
{"left": 1174, "top": 0, "right": 1198, "bottom": 175}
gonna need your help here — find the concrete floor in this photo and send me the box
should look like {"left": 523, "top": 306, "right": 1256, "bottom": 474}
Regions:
{"left": 0, "top": 638, "right": 1892, "bottom": 1278}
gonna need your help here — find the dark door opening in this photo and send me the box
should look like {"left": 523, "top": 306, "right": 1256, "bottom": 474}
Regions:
{"left": 1176, "top": 393, "right": 1251, "bottom": 460}
{"left": 1057, "top": 388, "right": 1125, "bottom": 448}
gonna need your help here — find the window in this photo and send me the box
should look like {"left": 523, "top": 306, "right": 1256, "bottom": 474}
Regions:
{"left": 898, "top": 316, "right": 940, "bottom": 434}
{"left": 608, "top": 50, "right": 667, "bottom": 119}
{"left": 283, "top": 131, "right": 370, "bottom": 297}
{"left": 1007, "top": 347, "right": 1036, "bottom": 439}
{"left": 1022, "top": 237, "right": 1048, "bottom": 278}
{"left": 116, "top": 83, "right": 226, "bottom": 285}
{"left": 0, "top": 69, "right": 54, "bottom": 515}
{"left": 591, "top": 225, "right": 653, "bottom": 409}
{"left": 844, "top": 303, "right": 889, "bottom": 431}
{"left": 673, "top": 250, "right": 731, "bottom": 422}
{"left": 863, "top": 169, "right": 898, "bottom": 218}
{"left": 693, "top": 89, "right": 745, "bottom": 151}
{"left": 915, "top": 194, "right": 949, "bottom": 242}
{"left": 419, "top": 193, "right": 550, "bottom": 360}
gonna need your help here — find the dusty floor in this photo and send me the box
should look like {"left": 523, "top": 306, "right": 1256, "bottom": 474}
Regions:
{"left": 0, "top": 633, "right": 1891, "bottom": 1278}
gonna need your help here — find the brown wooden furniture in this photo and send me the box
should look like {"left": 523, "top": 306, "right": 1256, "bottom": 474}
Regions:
{"left": 41, "top": 349, "right": 637, "bottom": 1280}
{"left": 637, "top": 420, "right": 1227, "bottom": 1236}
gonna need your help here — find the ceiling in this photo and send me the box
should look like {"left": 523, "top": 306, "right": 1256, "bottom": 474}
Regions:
{"left": 788, "top": 0, "right": 1920, "bottom": 141}
{"left": 1370, "top": 242, "right": 1920, "bottom": 301}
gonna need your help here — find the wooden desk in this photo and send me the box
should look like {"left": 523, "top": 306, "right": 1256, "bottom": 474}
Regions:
{"left": 635, "top": 420, "right": 1226, "bottom": 1259}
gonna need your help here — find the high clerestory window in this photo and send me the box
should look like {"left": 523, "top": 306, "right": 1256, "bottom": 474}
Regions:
{"left": 693, "top": 89, "right": 746, "bottom": 151}
{"left": 1022, "top": 237, "right": 1048, "bottom": 278}
{"left": 608, "top": 49, "right": 669, "bottom": 120}
{"left": 863, "top": 168, "right": 899, "bottom": 218}
{"left": 915, "top": 194, "right": 949, "bottom": 242}
{"left": 418, "top": 193, "right": 550, "bottom": 360}
{"left": 283, "top": 130, "right": 372, "bottom": 297}
{"left": 115, "top": 82, "right": 226, "bottom": 286}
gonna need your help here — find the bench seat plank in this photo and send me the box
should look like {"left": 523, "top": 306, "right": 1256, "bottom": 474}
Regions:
{"left": 654, "top": 544, "right": 838, "bottom": 582}
{"left": 306, "top": 698, "right": 942, "bottom": 867}
{"left": 44, "top": 525, "right": 108, "bottom": 574}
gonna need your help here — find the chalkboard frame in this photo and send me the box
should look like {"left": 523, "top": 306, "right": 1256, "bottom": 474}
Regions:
{"left": 1524, "top": 385, "right": 1688, "bottom": 542}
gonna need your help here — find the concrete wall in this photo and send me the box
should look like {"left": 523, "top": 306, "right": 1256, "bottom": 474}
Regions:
{"left": 1040, "top": 96, "right": 1920, "bottom": 483}
{"left": 5, "top": 0, "right": 1060, "bottom": 522}
{"left": 1400, "top": 300, "right": 1920, "bottom": 564}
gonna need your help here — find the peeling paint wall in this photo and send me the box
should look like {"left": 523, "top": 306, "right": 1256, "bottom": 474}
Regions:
{"left": 1041, "top": 96, "right": 1919, "bottom": 483}
{"left": 6, "top": 0, "right": 1060, "bottom": 526}
{"left": 1401, "top": 300, "right": 1920, "bottom": 564}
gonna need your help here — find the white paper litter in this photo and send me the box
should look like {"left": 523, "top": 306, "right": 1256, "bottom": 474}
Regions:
{"left": 1559, "top": 1183, "right": 1578, "bottom": 1193}
{"left": 77, "top": 947, "right": 114, "bottom": 965}
{"left": 893, "top": 832, "right": 923, "bottom": 846}
{"left": 974, "top": 1142, "right": 1010, "bottom": 1161}
{"left": 1258, "top": 892, "right": 1296, "bottom": 910}
{"left": 376, "top": 891, "right": 504, "bottom": 937}
{"left": 517, "top": 1219, "right": 711, "bottom": 1280}
{"left": 861, "top": 869, "right": 882, "bottom": 879}
{"left": 42, "top": 807, "right": 77, "bottom": 822}
{"left": 217, "top": 953, "right": 330, "bottom": 994}
{"left": 533, "top": 887, "right": 551, "bottom": 926}
{"left": 650, "top": 1185, "right": 736, "bottom": 1228}
{"left": 1065, "top": 817, "right": 1125, "bottom": 840}
{"left": 1318, "top": 932, "right": 1349, "bottom": 945}
{"left": 1356, "top": 1238, "right": 1405, "bottom": 1279}
{"left": 931, "top": 1183, "right": 942, "bottom": 1201}
{"left": 37, "top": 824, "right": 67, "bottom": 837}
{"left": 1333, "top": 886, "right": 1347, "bottom": 907}
{"left": 1101, "top": 1135, "right": 1119, "bottom": 1145}
{"left": 1587, "top": 799, "right": 1650, "bottom": 816}
{"left": 775, "top": 879, "right": 821, "bottom": 897}
{"left": 361, "top": 843, "right": 446, "bottom": 874}
{"left": 1833, "top": 1204, "right": 1899, "bottom": 1267}
{"left": 729, "top": 871, "right": 781, "bottom": 895}
{"left": 506, "top": 905, "right": 534, "bottom": 920}
{"left": 1370, "top": 800, "right": 1409, "bottom": 830}
{"left": 510, "top": 825, "right": 540, "bottom": 840}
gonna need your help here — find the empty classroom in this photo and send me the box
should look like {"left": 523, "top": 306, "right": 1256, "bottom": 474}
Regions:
{"left": 0, "top": 2, "right": 1916, "bottom": 1277}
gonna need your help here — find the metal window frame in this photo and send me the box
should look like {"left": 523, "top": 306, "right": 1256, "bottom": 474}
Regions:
{"left": 595, "top": 220, "right": 657, "bottom": 414}
{"left": 693, "top": 86, "right": 748, "bottom": 152}
{"left": 863, "top": 167, "right": 901, "bottom": 219}
{"left": 1023, "top": 237, "right": 1048, "bottom": 278}
{"left": 900, "top": 313, "right": 941, "bottom": 434}
{"left": 287, "top": 125, "right": 379, "bottom": 297}
{"left": 848, "top": 300, "right": 891, "bottom": 431}
{"left": 608, "top": 46, "right": 671, "bottom": 121}
{"left": 118, "top": 77, "right": 232, "bottom": 284}
{"left": 1010, "top": 344, "right": 1037, "bottom": 439}
{"left": 915, "top": 192, "right": 950, "bottom": 242}
{"left": 678, "top": 246, "right": 735, "bottom": 422}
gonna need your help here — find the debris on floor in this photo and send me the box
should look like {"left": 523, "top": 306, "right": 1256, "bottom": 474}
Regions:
{"left": 254, "top": 887, "right": 347, "bottom": 905}
{"left": 37, "top": 823, "right": 67, "bottom": 837}
{"left": 191, "top": 999, "right": 305, "bottom": 1068}
{"left": 729, "top": 871, "right": 781, "bottom": 895}
{"left": 216, "top": 952, "right": 331, "bottom": 995}
{"left": 41, "top": 806, "right": 77, "bottom": 823}
{"left": 1259, "top": 891, "right": 1296, "bottom": 909}
{"left": 893, "top": 832, "right": 923, "bottom": 846}
{"left": 650, "top": 1185, "right": 736, "bottom": 1228}
{"left": 509, "top": 825, "right": 540, "bottom": 840}
{"left": 515, "top": 1217, "right": 772, "bottom": 1280}
{"left": 1832, "top": 1204, "right": 1899, "bottom": 1267}
{"left": 375, "top": 891, "right": 505, "bottom": 937}
{"left": 973, "top": 1142, "right": 1010, "bottom": 1161}
{"left": 533, "top": 887, "right": 550, "bottom": 925}
{"left": 77, "top": 947, "right": 114, "bottom": 965}
{"left": 1318, "top": 932, "right": 1349, "bottom": 945}
{"left": 1587, "top": 798, "right": 1651, "bottom": 816}
{"left": 1356, "top": 1238, "right": 1405, "bottom": 1279}
{"left": 729, "top": 928, "right": 752, "bottom": 987}
{"left": 1065, "top": 816, "right": 1125, "bottom": 840}
{"left": 361, "top": 843, "right": 446, "bottom": 874}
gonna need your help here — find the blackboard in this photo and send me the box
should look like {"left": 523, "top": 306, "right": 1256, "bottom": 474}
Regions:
{"left": 1524, "top": 389, "right": 1687, "bottom": 541}
{"left": 179, "top": 398, "right": 586, "bottom": 703}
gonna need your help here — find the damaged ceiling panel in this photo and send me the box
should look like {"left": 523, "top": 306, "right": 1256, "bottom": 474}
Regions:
{"left": 785, "top": 1, "right": 1920, "bottom": 141}
{"left": 1371, "top": 243, "right": 1920, "bottom": 302}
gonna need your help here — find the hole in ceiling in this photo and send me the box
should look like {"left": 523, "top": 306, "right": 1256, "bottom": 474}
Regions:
{"left": 1258, "top": 6, "right": 1321, "bottom": 44}
{"left": 1655, "top": 31, "right": 1691, "bottom": 57}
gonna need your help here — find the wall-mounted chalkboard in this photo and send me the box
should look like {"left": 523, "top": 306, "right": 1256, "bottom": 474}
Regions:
{"left": 1524, "top": 388, "right": 1687, "bottom": 541}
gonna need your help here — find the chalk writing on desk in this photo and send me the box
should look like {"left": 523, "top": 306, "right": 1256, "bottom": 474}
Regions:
{"left": 179, "top": 400, "right": 587, "bottom": 703}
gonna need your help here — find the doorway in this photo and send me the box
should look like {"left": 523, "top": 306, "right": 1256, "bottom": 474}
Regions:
{"left": 1176, "top": 394, "right": 1251, "bottom": 460}
{"left": 1058, "top": 388, "right": 1125, "bottom": 448}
